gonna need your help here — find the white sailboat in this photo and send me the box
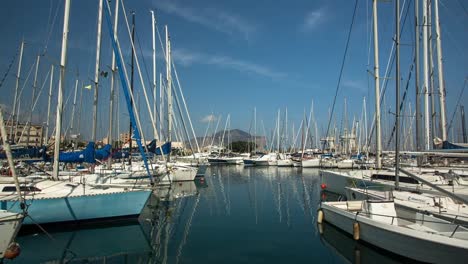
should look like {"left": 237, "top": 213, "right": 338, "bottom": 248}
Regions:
{"left": 0, "top": 108, "right": 23, "bottom": 260}
{"left": 345, "top": 186, "right": 468, "bottom": 225}
{"left": 318, "top": 199, "right": 468, "bottom": 263}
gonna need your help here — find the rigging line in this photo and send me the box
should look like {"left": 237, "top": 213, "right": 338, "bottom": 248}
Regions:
{"left": 386, "top": 62, "right": 415, "bottom": 149}
{"left": 7, "top": 61, "right": 36, "bottom": 125}
{"left": 447, "top": 78, "right": 467, "bottom": 133}
{"left": 322, "top": 0, "right": 359, "bottom": 150}
{"left": 42, "top": 0, "right": 62, "bottom": 55}
{"left": 0, "top": 48, "right": 19, "bottom": 89}
{"left": 455, "top": 0, "right": 468, "bottom": 17}
{"left": 135, "top": 27, "right": 156, "bottom": 105}
{"left": 366, "top": 0, "right": 411, "bottom": 148}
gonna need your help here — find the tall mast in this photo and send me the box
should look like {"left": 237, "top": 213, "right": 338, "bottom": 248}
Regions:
{"left": 45, "top": 64, "right": 54, "bottom": 144}
{"left": 166, "top": 25, "right": 172, "bottom": 161}
{"left": 129, "top": 11, "right": 135, "bottom": 165}
{"left": 422, "top": 0, "right": 431, "bottom": 150}
{"left": 108, "top": 0, "right": 118, "bottom": 168}
{"left": 10, "top": 40, "right": 24, "bottom": 142}
{"left": 69, "top": 79, "right": 79, "bottom": 140}
{"left": 151, "top": 10, "right": 157, "bottom": 140}
{"left": 434, "top": 0, "right": 447, "bottom": 141}
{"left": 286, "top": 108, "right": 289, "bottom": 151}
{"left": 372, "top": 0, "right": 382, "bottom": 169}
{"left": 53, "top": 0, "right": 71, "bottom": 180}
{"left": 395, "top": 0, "right": 401, "bottom": 189}
{"left": 92, "top": 0, "right": 104, "bottom": 143}
{"left": 277, "top": 109, "right": 280, "bottom": 152}
{"left": 159, "top": 72, "right": 163, "bottom": 140}
{"left": 254, "top": 107, "right": 256, "bottom": 152}
{"left": 27, "top": 55, "right": 40, "bottom": 146}
{"left": 428, "top": 2, "right": 437, "bottom": 143}
{"left": 0, "top": 109, "right": 24, "bottom": 205}
{"left": 461, "top": 106, "right": 467, "bottom": 143}
{"left": 415, "top": 0, "right": 422, "bottom": 164}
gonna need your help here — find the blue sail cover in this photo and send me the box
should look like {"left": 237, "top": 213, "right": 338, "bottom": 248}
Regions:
{"left": 57, "top": 142, "right": 95, "bottom": 163}
{"left": 95, "top": 144, "right": 112, "bottom": 160}
{"left": 0, "top": 146, "right": 47, "bottom": 160}
{"left": 112, "top": 151, "right": 130, "bottom": 159}
{"left": 442, "top": 141, "right": 468, "bottom": 150}
{"left": 146, "top": 140, "right": 171, "bottom": 155}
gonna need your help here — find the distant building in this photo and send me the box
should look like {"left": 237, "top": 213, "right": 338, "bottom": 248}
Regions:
{"left": 2, "top": 120, "right": 43, "bottom": 146}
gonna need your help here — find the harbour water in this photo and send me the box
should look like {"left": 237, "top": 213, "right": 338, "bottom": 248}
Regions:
{"left": 7, "top": 166, "right": 418, "bottom": 263}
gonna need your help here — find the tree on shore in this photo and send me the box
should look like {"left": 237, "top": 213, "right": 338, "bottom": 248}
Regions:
{"left": 228, "top": 141, "right": 256, "bottom": 153}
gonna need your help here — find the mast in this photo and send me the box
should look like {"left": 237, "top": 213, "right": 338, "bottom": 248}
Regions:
{"left": 415, "top": 0, "right": 422, "bottom": 164}
{"left": 428, "top": 2, "right": 437, "bottom": 143}
{"left": 434, "top": 0, "right": 447, "bottom": 141}
{"left": 277, "top": 109, "right": 280, "bottom": 153}
{"left": 27, "top": 55, "right": 40, "bottom": 146}
{"left": 166, "top": 25, "right": 172, "bottom": 161}
{"left": 92, "top": 0, "right": 104, "bottom": 143}
{"left": 372, "top": 0, "right": 382, "bottom": 169}
{"left": 10, "top": 40, "right": 24, "bottom": 142}
{"left": 422, "top": 0, "right": 431, "bottom": 150}
{"left": 69, "top": 79, "right": 78, "bottom": 140}
{"left": 159, "top": 72, "right": 163, "bottom": 140}
{"left": 0, "top": 108, "right": 24, "bottom": 205}
{"left": 461, "top": 106, "right": 467, "bottom": 143}
{"left": 286, "top": 108, "right": 289, "bottom": 152}
{"left": 151, "top": 10, "right": 157, "bottom": 140}
{"left": 129, "top": 11, "right": 135, "bottom": 165}
{"left": 395, "top": 0, "right": 401, "bottom": 189}
{"left": 45, "top": 64, "right": 54, "bottom": 144}
{"left": 254, "top": 107, "right": 257, "bottom": 152}
{"left": 53, "top": 0, "right": 71, "bottom": 180}
{"left": 107, "top": 0, "right": 119, "bottom": 168}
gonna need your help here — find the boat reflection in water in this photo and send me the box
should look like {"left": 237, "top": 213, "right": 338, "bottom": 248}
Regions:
{"left": 318, "top": 207, "right": 422, "bottom": 264}
{"left": 9, "top": 181, "right": 200, "bottom": 264}
{"left": 12, "top": 220, "right": 152, "bottom": 263}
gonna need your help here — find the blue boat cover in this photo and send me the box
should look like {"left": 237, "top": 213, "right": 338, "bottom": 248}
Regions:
{"left": 58, "top": 142, "right": 95, "bottom": 163}
{"left": 95, "top": 144, "right": 112, "bottom": 160}
{"left": 442, "top": 141, "right": 468, "bottom": 150}
{"left": 146, "top": 140, "right": 171, "bottom": 155}
{"left": 0, "top": 146, "right": 47, "bottom": 160}
{"left": 112, "top": 151, "right": 130, "bottom": 159}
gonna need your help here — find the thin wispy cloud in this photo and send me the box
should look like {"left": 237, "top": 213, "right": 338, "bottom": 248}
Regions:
{"left": 154, "top": 0, "right": 257, "bottom": 41}
{"left": 343, "top": 80, "right": 367, "bottom": 93}
{"left": 201, "top": 114, "right": 217, "bottom": 123}
{"left": 172, "top": 49, "right": 286, "bottom": 79}
{"left": 302, "top": 7, "right": 327, "bottom": 31}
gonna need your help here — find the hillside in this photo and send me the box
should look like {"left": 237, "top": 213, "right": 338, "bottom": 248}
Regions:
{"left": 187, "top": 129, "right": 266, "bottom": 151}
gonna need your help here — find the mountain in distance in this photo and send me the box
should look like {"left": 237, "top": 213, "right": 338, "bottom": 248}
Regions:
{"left": 188, "top": 129, "right": 267, "bottom": 151}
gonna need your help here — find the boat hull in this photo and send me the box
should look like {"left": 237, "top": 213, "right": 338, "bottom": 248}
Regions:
{"left": 1, "top": 191, "right": 151, "bottom": 225}
{"left": 321, "top": 203, "right": 468, "bottom": 263}
{"left": 301, "top": 159, "right": 320, "bottom": 168}
{"left": 0, "top": 211, "right": 22, "bottom": 259}
{"left": 277, "top": 159, "right": 293, "bottom": 167}
{"left": 243, "top": 159, "right": 255, "bottom": 166}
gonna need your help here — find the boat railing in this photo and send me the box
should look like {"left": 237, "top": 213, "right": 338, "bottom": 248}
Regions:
{"left": 357, "top": 210, "right": 468, "bottom": 236}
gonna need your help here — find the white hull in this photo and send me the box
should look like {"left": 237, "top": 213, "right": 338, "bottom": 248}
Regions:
{"left": 0, "top": 211, "right": 22, "bottom": 259}
{"left": 346, "top": 187, "right": 468, "bottom": 225}
{"left": 277, "top": 159, "right": 293, "bottom": 167}
{"left": 320, "top": 202, "right": 468, "bottom": 263}
{"left": 320, "top": 169, "right": 468, "bottom": 200}
{"left": 301, "top": 158, "right": 320, "bottom": 168}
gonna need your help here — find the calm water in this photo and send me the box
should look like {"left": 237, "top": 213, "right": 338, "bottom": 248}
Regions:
{"left": 7, "top": 166, "right": 413, "bottom": 263}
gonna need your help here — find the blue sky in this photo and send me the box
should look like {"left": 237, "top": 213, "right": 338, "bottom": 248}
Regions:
{"left": 0, "top": 0, "right": 467, "bottom": 144}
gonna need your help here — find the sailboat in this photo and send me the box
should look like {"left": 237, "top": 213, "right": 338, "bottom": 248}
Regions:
{"left": 319, "top": 1, "right": 468, "bottom": 262}
{"left": 0, "top": 108, "right": 24, "bottom": 260}
{"left": 318, "top": 198, "right": 468, "bottom": 263}
{"left": 0, "top": 0, "right": 152, "bottom": 226}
